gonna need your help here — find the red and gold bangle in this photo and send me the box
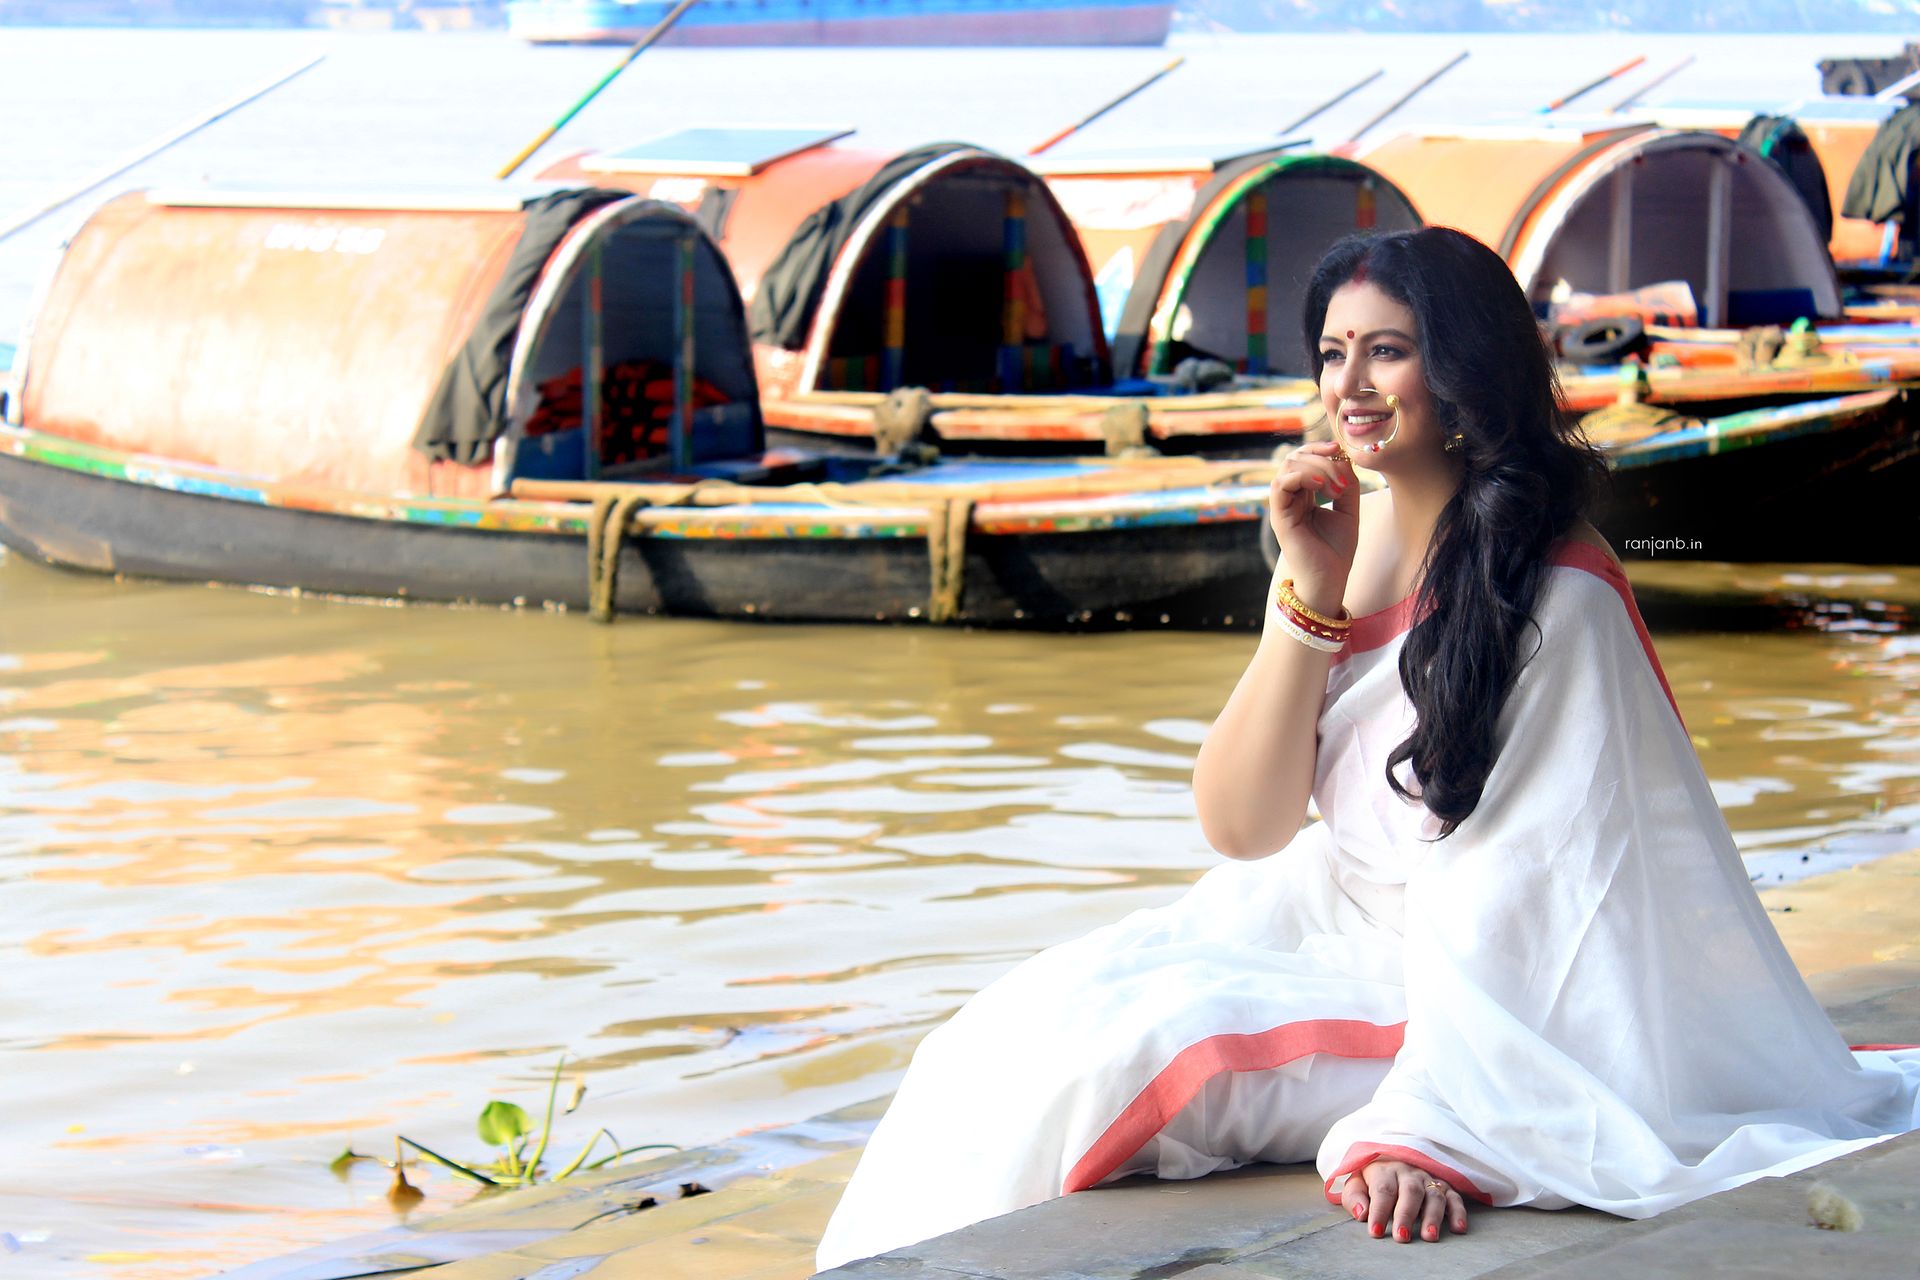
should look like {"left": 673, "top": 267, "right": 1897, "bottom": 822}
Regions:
{"left": 1270, "top": 578, "right": 1351, "bottom": 653}
{"left": 1274, "top": 579, "right": 1352, "bottom": 631}
{"left": 1277, "top": 606, "right": 1348, "bottom": 642}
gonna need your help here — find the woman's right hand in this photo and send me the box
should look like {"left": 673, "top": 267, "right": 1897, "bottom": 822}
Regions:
{"left": 1269, "top": 440, "right": 1360, "bottom": 616}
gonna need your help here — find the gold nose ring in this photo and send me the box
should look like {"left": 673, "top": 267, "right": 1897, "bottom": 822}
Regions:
{"left": 1344, "top": 388, "right": 1401, "bottom": 454}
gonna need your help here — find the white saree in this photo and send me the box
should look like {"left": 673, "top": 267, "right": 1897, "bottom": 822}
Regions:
{"left": 814, "top": 541, "right": 1920, "bottom": 1272}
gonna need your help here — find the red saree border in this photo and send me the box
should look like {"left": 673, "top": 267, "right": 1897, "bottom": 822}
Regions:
{"left": 1061, "top": 1018, "right": 1406, "bottom": 1195}
{"left": 1552, "top": 541, "right": 1685, "bottom": 729}
{"left": 1328, "top": 540, "right": 1685, "bottom": 730}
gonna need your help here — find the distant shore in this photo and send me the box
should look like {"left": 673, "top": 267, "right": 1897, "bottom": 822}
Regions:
{"left": 0, "top": 2, "right": 505, "bottom": 32}
{"left": 2, "top": 0, "right": 1918, "bottom": 35}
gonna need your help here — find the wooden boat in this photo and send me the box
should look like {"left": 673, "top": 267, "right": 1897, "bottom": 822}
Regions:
{"left": 0, "top": 183, "right": 1275, "bottom": 628}
{"left": 541, "top": 128, "right": 1889, "bottom": 455}
{"left": 1355, "top": 120, "right": 1920, "bottom": 413}
{"left": 1588, "top": 387, "right": 1916, "bottom": 562}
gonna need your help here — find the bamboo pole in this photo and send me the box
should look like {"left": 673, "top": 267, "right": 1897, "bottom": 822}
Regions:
{"left": 1539, "top": 55, "right": 1646, "bottom": 114}
{"left": 1874, "top": 65, "right": 1920, "bottom": 100}
{"left": 1607, "top": 56, "right": 1696, "bottom": 113}
{"left": 1343, "top": 51, "right": 1469, "bottom": 148}
{"left": 1027, "top": 56, "right": 1186, "bottom": 157}
{"left": 1276, "top": 69, "right": 1383, "bottom": 138}
{"left": 496, "top": 0, "right": 700, "bottom": 180}
{"left": 0, "top": 51, "right": 326, "bottom": 244}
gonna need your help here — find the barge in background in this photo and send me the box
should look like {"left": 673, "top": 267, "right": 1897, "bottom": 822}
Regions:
{"left": 505, "top": 0, "right": 1172, "bottom": 46}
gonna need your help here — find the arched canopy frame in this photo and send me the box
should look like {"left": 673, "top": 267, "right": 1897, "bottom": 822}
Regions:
{"left": 1509, "top": 129, "right": 1842, "bottom": 328}
{"left": 494, "top": 196, "right": 763, "bottom": 491}
{"left": 1140, "top": 154, "right": 1423, "bottom": 377}
{"left": 797, "top": 150, "right": 1110, "bottom": 395}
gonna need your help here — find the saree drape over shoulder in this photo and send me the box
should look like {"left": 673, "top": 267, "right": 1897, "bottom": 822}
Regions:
{"left": 815, "top": 542, "right": 1920, "bottom": 1272}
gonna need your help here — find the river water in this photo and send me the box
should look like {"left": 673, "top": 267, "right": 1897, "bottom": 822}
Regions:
{"left": 3, "top": 25, "right": 1919, "bottom": 1279}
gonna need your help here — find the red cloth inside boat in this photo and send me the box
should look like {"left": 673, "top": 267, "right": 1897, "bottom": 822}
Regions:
{"left": 525, "top": 360, "right": 731, "bottom": 466}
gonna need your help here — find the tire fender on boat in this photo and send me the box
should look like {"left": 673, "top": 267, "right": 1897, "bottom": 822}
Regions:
{"left": 1560, "top": 315, "right": 1649, "bottom": 365}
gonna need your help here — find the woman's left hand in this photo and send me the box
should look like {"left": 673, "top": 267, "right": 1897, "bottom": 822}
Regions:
{"left": 1338, "top": 1158, "right": 1468, "bottom": 1242}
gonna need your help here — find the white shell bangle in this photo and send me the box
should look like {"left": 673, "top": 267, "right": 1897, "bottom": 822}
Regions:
{"left": 1270, "top": 601, "right": 1345, "bottom": 653}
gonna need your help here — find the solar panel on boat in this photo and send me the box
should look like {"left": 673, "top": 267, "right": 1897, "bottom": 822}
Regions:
{"left": 147, "top": 183, "right": 579, "bottom": 212}
{"left": 1780, "top": 96, "right": 1904, "bottom": 121}
{"left": 581, "top": 127, "right": 857, "bottom": 177}
{"left": 1650, "top": 96, "right": 1899, "bottom": 123}
{"left": 1032, "top": 139, "right": 1305, "bottom": 176}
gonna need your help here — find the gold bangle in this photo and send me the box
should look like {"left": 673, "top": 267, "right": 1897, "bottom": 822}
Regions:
{"left": 1275, "top": 579, "right": 1351, "bottom": 630}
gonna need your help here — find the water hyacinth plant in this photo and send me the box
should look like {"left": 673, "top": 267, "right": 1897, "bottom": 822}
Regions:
{"left": 335, "top": 1055, "right": 678, "bottom": 1195}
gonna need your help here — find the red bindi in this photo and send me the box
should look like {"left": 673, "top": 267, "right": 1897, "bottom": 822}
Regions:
{"left": 1346, "top": 330, "right": 1354, "bottom": 339}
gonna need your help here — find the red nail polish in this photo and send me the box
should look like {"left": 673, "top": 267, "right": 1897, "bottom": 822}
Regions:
{"left": 1424, "top": 1225, "right": 1438, "bottom": 1241}
{"left": 1395, "top": 1226, "right": 1410, "bottom": 1242}
{"left": 1370, "top": 1223, "right": 1385, "bottom": 1238}
{"left": 1352, "top": 1205, "right": 1364, "bottom": 1219}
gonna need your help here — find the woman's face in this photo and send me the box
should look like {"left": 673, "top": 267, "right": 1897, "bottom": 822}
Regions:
{"left": 1316, "top": 280, "right": 1447, "bottom": 474}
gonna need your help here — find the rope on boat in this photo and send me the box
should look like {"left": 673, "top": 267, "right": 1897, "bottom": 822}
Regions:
{"left": 1732, "top": 324, "right": 1842, "bottom": 371}
{"left": 1099, "top": 402, "right": 1151, "bottom": 456}
{"left": 1579, "top": 400, "right": 1687, "bottom": 447}
{"left": 925, "top": 497, "right": 975, "bottom": 624}
{"left": 520, "top": 460, "right": 1287, "bottom": 626}
{"left": 586, "top": 489, "right": 652, "bottom": 623}
{"left": 872, "top": 386, "right": 935, "bottom": 455}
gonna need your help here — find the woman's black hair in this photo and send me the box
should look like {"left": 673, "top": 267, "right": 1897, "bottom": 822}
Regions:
{"left": 1303, "top": 226, "right": 1611, "bottom": 839}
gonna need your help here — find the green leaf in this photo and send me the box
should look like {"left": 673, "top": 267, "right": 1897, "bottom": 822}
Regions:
{"left": 477, "top": 1100, "right": 532, "bottom": 1147}
{"left": 329, "top": 1147, "right": 366, "bottom": 1176}
{"left": 549, "top": 1127, "right": 610, "bottom": 1182}
{"left": 521, "top": 1056, "right": 566, "bottom": 1184}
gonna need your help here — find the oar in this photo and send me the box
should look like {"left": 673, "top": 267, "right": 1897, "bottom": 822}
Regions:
{"left": 1539, "top": 54, "right": 1647, "bottom": 114}
{"left": 1341, "top": 51, "right": 1469, "bottom": 152}
{"left": 0, "top": 50, "right": 326, "bottom": 244}
{"left": 497, "top": 0, "right": 700, "bottom": 180}
{"left": 1027, "top": 56, "right": 1186, "bottom": 157}
{"left": 1276, "top": 68, "right": 1383, "bottom": 138}
{"left": 1607, "top": 55, "right": 1695, "bottom": 113}
{"left": 1874, "top": 66, "right": 1920, "bottom": 100}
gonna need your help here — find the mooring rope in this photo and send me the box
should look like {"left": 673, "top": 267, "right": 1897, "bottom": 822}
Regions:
{"left": 586, "top": 490, "right": 652, "bottom": 623}
{"left": 925, "top": 497, "right": 975, "bottom": 625}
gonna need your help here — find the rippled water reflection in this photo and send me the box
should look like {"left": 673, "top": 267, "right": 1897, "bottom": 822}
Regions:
{"left": 4, "top": 550, "right": 1918, "bottom": 1275}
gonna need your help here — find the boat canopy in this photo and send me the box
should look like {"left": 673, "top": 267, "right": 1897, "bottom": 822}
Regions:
{"left": 11, "top": 186, "right": 761, "bottom": 500}
{"left": 544, "top": 129, "right": 1110, "bottom": 399}
{"left": 1637, "top": 97, "right": 1895, "bottom": 263}
{"left": 1363, "top": 124, "right": 1843, "bottom": 328}
{"left": 1041, "top": 144, "right": 1422, "bottom": 377}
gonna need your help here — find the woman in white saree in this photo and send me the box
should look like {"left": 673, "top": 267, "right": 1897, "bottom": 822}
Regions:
{"left": 814, "top": 227, "right": 1920, "bottom": 1270}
